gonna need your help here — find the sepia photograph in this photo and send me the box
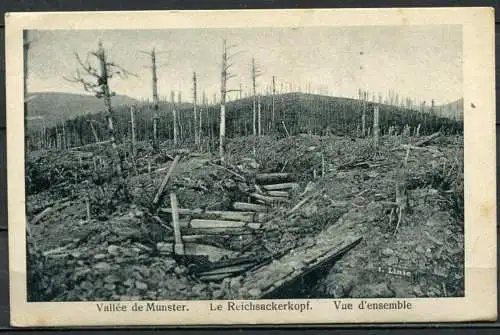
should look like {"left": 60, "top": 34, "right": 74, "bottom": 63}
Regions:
{"left": 6, "top": 8, "right": 496, "bottom": 326}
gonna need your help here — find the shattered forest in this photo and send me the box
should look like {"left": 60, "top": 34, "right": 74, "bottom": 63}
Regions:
{"left": 25, "top": 36, "right": 464, "bottom": 302}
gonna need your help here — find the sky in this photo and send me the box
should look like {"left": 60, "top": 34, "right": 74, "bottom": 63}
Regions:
{"left": 26, "top": 25, "right": 462, "bottom": 105}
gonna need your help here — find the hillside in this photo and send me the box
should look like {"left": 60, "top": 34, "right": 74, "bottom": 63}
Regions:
{"left": 27, "top": 92, "right": 463, "bottom": 150}
{"left": 435, "top": 98, "right": 463, "bottom": 120}
{"left": 25, "top": 92, "right": 140, "bottom": 126}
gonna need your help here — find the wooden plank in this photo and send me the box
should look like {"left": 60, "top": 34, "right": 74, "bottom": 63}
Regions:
{"left": 190, "top": 219, "right": 247, "bottom": 229}
{"left": 233, "top": 202, "right": 268, "bottom": 212}
{"left": 170, "top": 192, "right": 184, "bottom": 255}
{"left": 153, "top": 155, "right": 180, "bottom": 207}
{"left": 255, "top": 173, "right": 290, "bottom": 183}
{"left": 261, "top": 183, "right": 299, "bottom": 191}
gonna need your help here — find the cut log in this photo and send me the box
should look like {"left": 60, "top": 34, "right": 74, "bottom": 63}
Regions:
{"left": 261, "top": 183, "right": 299, "bottom": 191}
{"left": 190, "top": 219, "right": 247, "bottom": 229}
{"left": 233, "top": 202, "right": 268, "bottom": 212}
{"left": 152, "top": 155, "right": 180, "bottom": 208}
{"left": 249, "top": 193, "right": 289, "bottom": 204}
{"left": 255, "top": 173, "right": 290, "bottom": 183}
{"left": 414, "top": 131, "right": 441, "bottom": 147}
{"left": 266, "top": 190, "right": 289, "bottom": 197}
{"left": 194, "top": 210, "right": 256, "bottom": 222}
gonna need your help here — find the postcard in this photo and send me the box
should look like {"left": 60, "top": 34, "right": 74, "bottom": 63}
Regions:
{"left": 5, "top": 7, "right": 496, "bottom": 326}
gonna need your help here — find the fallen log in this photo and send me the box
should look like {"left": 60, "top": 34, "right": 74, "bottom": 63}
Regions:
{"left": 152, "top": 155, "right": 180, "bottom": 208}
{"left": 249, "top": 193, "right": 289, "bottom": 204}
{"left": 255, "top": 173, "right": 290, "bottom": 183}
{"left": 266, "top": 191, "right": 289, "bottom": 197}
{"left": 414, "top": 131, "right": 441, "bottom": 147}
{"left": 233, "top": 202, "right": 268, "bottom": 212}
{"left": 261, "top": 183, "right": 299, "bottom": 191}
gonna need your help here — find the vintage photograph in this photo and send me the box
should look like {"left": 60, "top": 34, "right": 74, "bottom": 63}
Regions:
{"left": 6, "top": 8, "right": 495, "bottom": 326}
{"left": 24, "top": 25, "right": 465, "bottom": 302}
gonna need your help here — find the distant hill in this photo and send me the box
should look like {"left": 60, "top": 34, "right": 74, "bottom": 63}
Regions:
{"left": 25, "top": 92, "right": 140, "bottom": 126}
{"left": 434, "top": 98, "right": 463, "bottom": 120}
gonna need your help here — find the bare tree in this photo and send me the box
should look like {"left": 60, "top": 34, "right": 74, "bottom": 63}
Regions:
{"left": 171, "top": 90, "right": 178, "bottom": 147}
{"left": 192, "top": 72, "right": 199, "bottom": 146}
{"left": 65, "top": 40, "right": 135, "bottom": 178}
{"left": 251, "top": 57, "right": 262, "bottom": 138}
{"left": 219, "top": 39, "right": 239, "bottom": 164}
{"left": 140, "top": 48, "right": 162, "bottom": 152}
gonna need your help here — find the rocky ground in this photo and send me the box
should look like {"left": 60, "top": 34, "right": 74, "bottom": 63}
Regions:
{"left": 26, "top": 133, "right": 464, "bottom": 301}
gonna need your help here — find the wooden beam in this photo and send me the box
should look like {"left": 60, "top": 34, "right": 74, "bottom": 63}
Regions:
{"left": 153, "top": 155, "right": 181, "bottom": 208}
{"left": 170, "top": 192, "right": 184, "bottom": 255}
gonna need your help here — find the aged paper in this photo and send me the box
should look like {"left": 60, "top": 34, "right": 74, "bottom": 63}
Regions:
{"left": 6, "top": 8, "right": 496, "bottom": 326}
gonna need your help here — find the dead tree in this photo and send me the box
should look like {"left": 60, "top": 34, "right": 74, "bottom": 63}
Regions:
{"left": 140, "top": 48, "right": 161, "bottom": 152}
{"left": 373, "top": 104, "right": 380, "bottom": 149}
{"left": 251, "top": 57, "right": 262, "bottom": 137}
{"left": 193, "top": 72, "right": 199, "bottom": 146}
{"left": 171, "top": 90, "right": 178, "bottom": 147}
{"left": 272, "top": 75, "right": 276, "bottom": 130}
{"left": 129, "top": 106, "right": 137, "bottom": 157}
{"left": 65, "top": 40, "right": 134, "bottom": 178}
{"left": 219, "top": 39, "right": 239, "bottom": 164}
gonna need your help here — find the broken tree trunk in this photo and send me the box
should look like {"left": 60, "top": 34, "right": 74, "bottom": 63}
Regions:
{"left": 414, "top": 131, "right": 441, "bottom": 147}
{"left": 170, "top": 193, "right": 184, "bottom": 255}
{"left": 153, "top": 155, "right": 180, "bottom": 208}
{"left": 233, "top": 202, "right": 268, "bottom": 213}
